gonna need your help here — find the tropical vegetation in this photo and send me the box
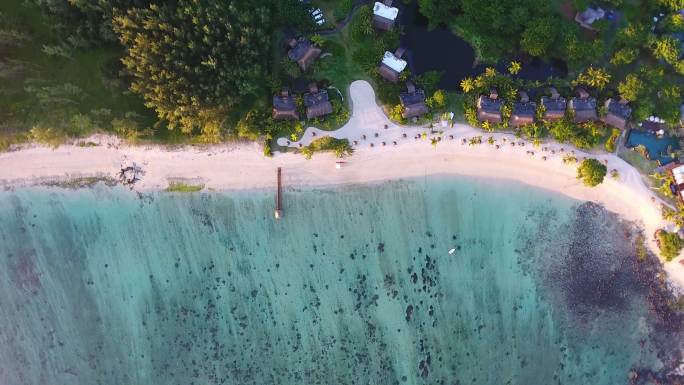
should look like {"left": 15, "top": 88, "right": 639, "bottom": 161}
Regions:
{"left": 577, "top": 158, "right": 607, "bottom": 187}
{"left": 301, "top": 136, "right": 353, "bottom": 159}
{"left": 656, "top": 230, "right": 684, "bottom": 261}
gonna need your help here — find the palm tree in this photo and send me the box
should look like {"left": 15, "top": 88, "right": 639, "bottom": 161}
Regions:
{"left": 310, "top": 34, "right": 325, "bottom": 47}
{"left": 460, "top": 77, "right": 474, "bottom": 93}
{"left": 577, "top": 66, "right": 611, "bottom": 90}
{"left": 651, "top": 172, "right": 675, "bottom": 198}
{"left": 508, "top": 61, "right": 522, "bottom": 75}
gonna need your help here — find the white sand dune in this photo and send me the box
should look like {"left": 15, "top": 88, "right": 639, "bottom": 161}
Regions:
{"left": 0, "top": 80, "right": 682, "bottom": 289}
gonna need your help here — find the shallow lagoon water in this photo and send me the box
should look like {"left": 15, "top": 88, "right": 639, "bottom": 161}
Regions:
{"left": 0, "top": 177, "right": 681, "bottom": 384}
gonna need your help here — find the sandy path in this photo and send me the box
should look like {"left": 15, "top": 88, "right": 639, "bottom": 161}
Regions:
{"left": 0, "top": 80, "right": 682, "bottom": 290}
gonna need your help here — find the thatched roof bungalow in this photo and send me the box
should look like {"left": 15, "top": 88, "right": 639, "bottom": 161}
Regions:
{"left": 476, "top": 89, "right": 503, "bottom": 123}
{"left": 540, "top": 87, "right": 567, "bottom": 121}
{"left": 303, "top": 83, "right": 333, "bottom": 119}
{"left": 272, "top": 89, "right": 299, "bottom": 120}
{"left": 510, "top": 91, "right": 536, "bottom": 127}
{"left": 378, "top": 48, "right": 407, "bottom": 83}
{"left": 568, "top": 88, "right": 597, "bottom": 123}
{"left": 373, "top": 0, "right": 399, "bottom": 31}
{"left": 399, "top": 82, "right": 429, "bottom": 119}
{"left": 287, "top": 37, "right": 321, "bottom": 72}
{"left": 602, "top": 98, "right": 632, "bottom": 130}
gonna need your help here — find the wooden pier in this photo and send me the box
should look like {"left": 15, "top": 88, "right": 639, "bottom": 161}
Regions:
{"left": 274, "top": 167, "right": 283, "bottom": 219}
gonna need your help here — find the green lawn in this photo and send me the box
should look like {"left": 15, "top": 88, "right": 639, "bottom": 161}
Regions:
{"left": 314, "top": 26, "right": 372, "bottom": 100}
{"left": 165, "top": 182, "right": 205, "bottom": 193}
{"left": 618, "top": 146, "right": 660, "bottom": 175}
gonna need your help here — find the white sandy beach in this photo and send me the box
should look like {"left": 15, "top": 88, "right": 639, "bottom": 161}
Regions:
{"left": 0, "top": 80, "right": 682, "bottom": 288}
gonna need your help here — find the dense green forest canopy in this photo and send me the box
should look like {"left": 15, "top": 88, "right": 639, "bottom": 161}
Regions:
{"left": 0, "top": 0, "right": 310, "bottom": 147}
{"left": 113, "top": 1, "right": 273, "bottom": 136}
{"left": 417, "top": 0, "right": 603, "bottom": 63}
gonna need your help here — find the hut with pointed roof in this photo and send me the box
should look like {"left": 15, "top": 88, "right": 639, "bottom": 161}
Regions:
{"left": 303, "top": 83, "right": 333, "bottom": 119}
{"left": 287, "top": 37, "right": 321, "bottom": 72}
{"left": 476, "top": 89, "right": 503, "bottom": 123}
{"left": 510, "top": 91, "right": 536, "bottom": 128}
{"left": 272, "top": 89, "right": 299, "bottom": 120}
{"left": 602, "top": 98, "right": 632, "bottom": 130}
{"left": 540, "top": 87, "right": 567, "bottom": 121}
{"left": 568, "top": 88, "right": 597, "bottom": 123}
{"left": 399, "top": 82, "right": 429, "bottom": 119}
{"left": 378, "top": 48, "right": 407, "bottom": 83}
{"left": 373, "top": 0, "right": 399, "bottom": 31}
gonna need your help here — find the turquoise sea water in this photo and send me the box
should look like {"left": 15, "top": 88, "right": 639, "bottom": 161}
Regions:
{"left": 0, "top": 177, "right": 682, "bottom": 385}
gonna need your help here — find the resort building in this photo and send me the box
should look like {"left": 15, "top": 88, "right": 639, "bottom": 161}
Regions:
{"left": 602, "top": 98, "right": 632, "bottom": 130}
{"left": 373, "top": 0, "right": 399, "bottom": 31}
{"left": 540, "top": 87, "right": 567, "bottom": 121}
{"left": 575, "top": 7, "right": 605, "bottom": 30}
{"left": 667, "top": 163, "right": 684, "bottom": 202}
{"left": 568, "top": 88, "right": 598, "bottom": 123}
{"left": 476, "top": 89, "right": 503, "bottom": 123}
{"left": 378, "top": 48, "right": 407, "bottom": 83}
{"left": 272, "top": 89, "right": 299, "bottom": 120}
{"left": 287, "top": 37, "right": 321, "bottom": 72}
{"left": 399, "top": 82, "right": 429, "bottom": 119}
{"left": 303, "top": 83, "right": 333, "bottom": 120}
{"left": 510, "top": 91, "right": 536, "bottom": 128}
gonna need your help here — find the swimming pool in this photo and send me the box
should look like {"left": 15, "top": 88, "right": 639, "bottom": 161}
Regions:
{"left": 625, "top": 130, "right": 680, "bottom": 165}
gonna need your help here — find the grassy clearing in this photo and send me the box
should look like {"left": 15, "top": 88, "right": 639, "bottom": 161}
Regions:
{"left": 315, "top": 33, "right": 370, "bottom": 98}
{"left": 165, "top": 182, "right": 205, "bottom": 193}
{"left": 618, "top": 147, "right": 660, "bottom": 176}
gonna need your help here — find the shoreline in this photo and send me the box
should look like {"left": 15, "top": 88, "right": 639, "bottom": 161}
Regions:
{"left": 0, "top": 80, "right": 683, "bottom": 290}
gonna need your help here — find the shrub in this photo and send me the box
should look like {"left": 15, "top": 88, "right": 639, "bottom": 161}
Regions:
{"left": 577, "top": 158, "right": 607, "bottom": 187}
{"left": 429, "top": 89, "right": 446, "bottom": 110}
{"left": 376, "top": 81, "right": 402, "bottom": 106}
{"left": 29, "top": 124, "right": 66, "bottom": 148}
{"left": 415, "top": 71, "right": 443, "bottom": 95}
{"left": 301, "top": 137, "right": 353, "bottom": 159}
{"left": 350, "top": 5, "right": 373, "bottom": 40}
{"left": 235, "top": 110, "right": 268, "bottom": 141}
{"left": 389, "top": 104, "right": 405, "bottom": 122}
{"left": 656, "top": 230, "right": 684, "bottom": 261}
{"left": 604, "top": 128, "right": 620, "bottom": 153}
{"left": 263, "top": 142, "right": 273, "bottom": 157}
{"left": 464, "top": 105, "right": 479, "bottom": 127}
